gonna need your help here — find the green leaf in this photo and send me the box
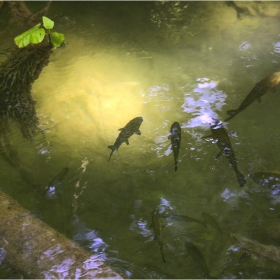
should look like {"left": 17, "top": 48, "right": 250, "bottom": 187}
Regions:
{"left": 50, "top": 32, "right": 65, "bottom": 47}
{"left": 42, "top": 16, "right": 54, "bottom": 30}
{"left": 30, "top": 28, "right": 46, "bottom": 44}
{"left": 14, "top": 24, "right": 46, "bottom": 48}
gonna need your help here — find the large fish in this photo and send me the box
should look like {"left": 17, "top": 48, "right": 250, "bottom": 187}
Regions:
{"left": 162, "top": 213, "right": 206, "bottom": 228}
{"left": 108, "top": 116, "right": 143, "bottom": 162}
{"left": 168, "top": 122, "right": 181, "bottom": 171}
{"left": 224, "top": 72, "right": 280, "bottom": 122}
{"left": 42, "top": 167, "right": 69, "bottom": 199}
{"left": 204, "top": 119, "right": 246, "bottom": 187}
{"left": 151, "top": 210, "right": 166, "bottom": 263}
{"left": 185, "top": 241, "right": 215, "bottom": 279}
{"left": 250, "top": 172, "right": 280, "bottom": 189}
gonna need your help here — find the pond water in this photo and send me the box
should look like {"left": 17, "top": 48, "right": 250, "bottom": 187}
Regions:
{"left": 1, "top": 1, "right": 280, "bottom": 278}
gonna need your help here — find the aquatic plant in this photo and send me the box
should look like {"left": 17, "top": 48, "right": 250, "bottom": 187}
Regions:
{"left": 14, "top": 16, "right": 65, "bottom": 48}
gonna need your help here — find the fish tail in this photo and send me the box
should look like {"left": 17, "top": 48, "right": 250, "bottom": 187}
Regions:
{"left": 174, "top": 159, "right": 178, "bottom": 172}
{"left": 236, "top": 170, "right": 246, "bottom": 187}
{"left": 108, "top": 145, "right": 116, "bottom": 162}
{"left": 224, "top": 110, "right": 239, "bottom": 122}
{"left": 161, "top": 248, "right": 166, "bottom": 263}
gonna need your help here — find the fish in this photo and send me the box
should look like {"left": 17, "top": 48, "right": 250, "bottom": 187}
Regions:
{"left": 42, "top": 167, "right": 69, "bottom": 199}
{"left": 151, "top": 210, "right": 166, "bottom": 263}
{"left": 250, "top": 172, "right": 280, "bottom": 189}
{"left": 162, "top": 213, "right": 207, "bottom": 227}
{"left": 185, "top": 241, "right": 215, "bottom": 279}
{"left": 204, "top": 119, "right": 246, "bottom": 187}
{"left": 168, "top": 122, "right": 181, "bottom": 171}
{"left": 108, "top": 116, "right": 143, "bottom": 162}
{"left": 202, "top": 212, "right": 223, "bottom": 241}
{"left": 224, "top": 72, "right": 280, "bottom": 122}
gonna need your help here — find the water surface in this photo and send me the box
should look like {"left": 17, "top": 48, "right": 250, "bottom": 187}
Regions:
{"left": 1, "top": 1, "right": 280, "bottom": 278}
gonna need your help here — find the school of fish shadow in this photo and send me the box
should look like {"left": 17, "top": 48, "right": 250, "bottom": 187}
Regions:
{"left": 40, "top": 72, "right": 280, "bottom": 278}
{"left": 105, "top": 72, "right": 280, "bottom": 277}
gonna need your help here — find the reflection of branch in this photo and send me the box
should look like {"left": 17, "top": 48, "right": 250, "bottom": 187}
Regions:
{"left": 7, "top": 1, "right": 52, "bottom": 28}
{"left": 72, "top": 180, "right": 87, "bottom": 215}
{"left": 231, "top": 233, "right": 280, "bottom": 265}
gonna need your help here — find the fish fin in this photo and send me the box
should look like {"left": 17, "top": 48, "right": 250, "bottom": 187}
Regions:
{"left": 135, "top": 130, "right": 141, "bottom": 135}
{"left": 224, "top": 110, "right": 239, "bottom": 122}
{"left": 215, "top": 151, "right": 223, "bottom": 159}
{"left": 108, "top": 145, "right": 117, "bottom": 162}
{"left": 236, "top": 171, "right": 246, "bottom": 187}
{"left": 118, "top": 128, "right": 123, "bottom": 131}
{"left": 257, "top": 97, "right": 261, "bottom": 103}
{"left": 271, "top": 86, "right": 276, "bottom": 93}
{"left": 125, "top": 140, "right": 129, "bottom": 145}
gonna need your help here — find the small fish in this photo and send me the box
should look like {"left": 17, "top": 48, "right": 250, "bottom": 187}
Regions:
{"left": 108, "top": 116, "right": 143, "bottom": 162}
{"left": 162, "top": 213, "right": 207, "bottom": 227}
{"left": 204, "top": 119, "right": 246, "bottom": 187}
{"left": 202, "top": 212, "right": 223, "bottom": 241}
{"left": 250, "top": 172, "right": 280, "bottom": 189}
{"left": 185, "top": 241, "right": 215, "bottom": 279}
{"left": 224, "top": 72, "right": 280, "bottom": 122}
{"left": 43, "top": 167, "right": 69, "bottom": 199}
{"left": 151, "top": 210, "right": 166, "bottom": 263}
{"left": 168, "top": 122, "right": 181, "bottom": 171}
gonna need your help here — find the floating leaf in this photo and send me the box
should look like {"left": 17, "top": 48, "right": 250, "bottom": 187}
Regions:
{"left": 42, "top": 16, "right": 54, "bottom": 30}
{"left": 51, "top": 32, "right": 65, "bottom": 48}
{"left": 14, "top": 24, "right": 45, "bottom": 48}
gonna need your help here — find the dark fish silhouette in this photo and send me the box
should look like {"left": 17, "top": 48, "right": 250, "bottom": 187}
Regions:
{"left": 224, "top": 72, "right": 280, "bottom": 122}
{"left": 185, "top": 241, "right": 216, "bottom": 279}
{"left": 151, "top": 210, "right": 166, "bottom": 263}
{"left": 108, "top": 116, "right": 143, "bottom": 162}
{"left": 250, "top": 172, "right": 280, "bottom": 189}
{"left": 43, "top": 167, "right": 69, "bottom": 199}
{"left": 162, "top": 213, "right": 206, "bottom": 227}
{"left": 202, "top": 212, "right": 223, "bottom": 241}
{"left": 204, "top": 119, "right": 246, "bottom": 187}
{"left": 168, "top": 122, "right": 181, "bottom": 171}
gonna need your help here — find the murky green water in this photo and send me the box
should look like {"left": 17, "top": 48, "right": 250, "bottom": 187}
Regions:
{"left": 1, "top": 1, "right": 280, "bottom": 278}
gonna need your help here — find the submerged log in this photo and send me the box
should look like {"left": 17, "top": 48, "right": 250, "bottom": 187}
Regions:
{"left": 231, "top": 233, "right": 280, "bottom": 265}
{"left": 0, "top": 189, "right": 123, "bottom": 279}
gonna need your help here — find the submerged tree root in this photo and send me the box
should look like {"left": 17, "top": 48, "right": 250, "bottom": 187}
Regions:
{"left": 0, "top": 43, "right": 52, "bottom": 139}
{"left": 231, "top": 233, "right": 280, "bottom": 265}
{"left": 7, "top": 1, "right": 52, "bottom": 28}
{"left": 0, "top": 43, "right": 53, "bottom": 187}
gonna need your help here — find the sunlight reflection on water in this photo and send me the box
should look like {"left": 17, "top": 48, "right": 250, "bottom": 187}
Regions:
{"left": 72, "top": 218, "right": 108, "bottom": 254}
{"left": 182, "top": 78, "right": 227, "bottom": 129}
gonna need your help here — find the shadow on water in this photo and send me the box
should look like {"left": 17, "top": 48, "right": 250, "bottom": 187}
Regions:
{"left": 2, "top": 1, "right": 280, "bottom": 278}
